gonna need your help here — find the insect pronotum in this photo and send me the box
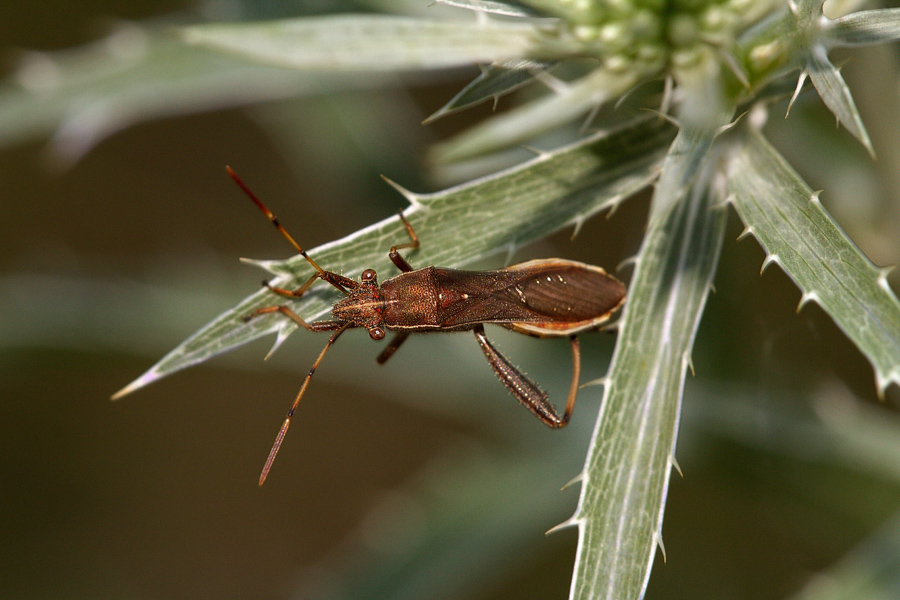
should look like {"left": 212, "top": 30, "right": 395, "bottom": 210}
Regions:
{"left": 227, "top": 167, "right": 626, "bottom": 485}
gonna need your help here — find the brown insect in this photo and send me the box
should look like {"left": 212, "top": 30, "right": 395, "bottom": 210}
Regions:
{"left": 227, "top": 167, "right": 626, "bottom": 485}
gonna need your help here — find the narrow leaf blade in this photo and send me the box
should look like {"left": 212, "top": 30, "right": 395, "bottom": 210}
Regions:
{"left": 431, "top": 67, "right": 644, "bottom": 163}
{"left": 727, "top": 127, "right": 900, "bottom": 394}
{"left": 806, "top": 45, "right": 874, "bottom": 156}
{"left": 180, "top": 15, "right": 549, "bottom": 71}
{"left": 424, "top": 59, "right": 551, "bottom": 123}
{"left": 0, "top": 26, "right": 366, "bottom": 160}
{"left": 829, "top": 8, "right": 900, "bottom": 46}
{"left": 435, "top": 0, "right": 542, "bottom": 17}
{"left": 571, "top": 139, "right": 727, "bottom": 599}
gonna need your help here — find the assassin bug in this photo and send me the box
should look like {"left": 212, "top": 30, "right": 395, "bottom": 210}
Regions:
{"left": 227, "top": 168, "right": 626, "bottom": 485}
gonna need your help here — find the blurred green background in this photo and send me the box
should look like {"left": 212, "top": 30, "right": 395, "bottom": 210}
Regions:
{"left": 2, "top": 1, "right": 900, "bottom": 599}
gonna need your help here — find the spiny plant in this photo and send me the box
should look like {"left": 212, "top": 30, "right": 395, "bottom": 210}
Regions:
{"left": 95, "top": 0, "right": 900, "bottom": 598}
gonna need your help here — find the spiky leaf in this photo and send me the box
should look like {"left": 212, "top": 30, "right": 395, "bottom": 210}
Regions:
{"left": 726, "top": 126, "right": 900, "bottom": 395}
{"left": 0, "top": 27, "right": 359, "bottom": 160}
{"left": 436, "top": 0, "right": 541, "bottom": 17}
{"left": 180, "top": 15, "right": 553, "bottom": 71}
{"left": 806, "top": 45, "right": 874, "bottom": 156}
{"left": 431, "top": 67, "right": 645, "bottom": 163}
{"left": 424, "top": 59, "right": 551, "bottom": 123}
{"left": 829, "top": 8, "right": 900, "bottom": 46}
{"left": 569, "top": 131, "right": 727, "bottom": 600}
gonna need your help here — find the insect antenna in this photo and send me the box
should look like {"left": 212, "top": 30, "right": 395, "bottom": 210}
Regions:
{"left": 226, "top": 165, "right": 331, "bottom": 280}
{"left": 259, "top": 323, "right": 351, "bottom": 486}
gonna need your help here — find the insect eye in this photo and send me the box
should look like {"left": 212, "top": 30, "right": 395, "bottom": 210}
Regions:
{"left": 369, "top": 327, "right": 385, "bottom": 340}
{"left": 361, "top": 269, "right": 377, "bottom": 282}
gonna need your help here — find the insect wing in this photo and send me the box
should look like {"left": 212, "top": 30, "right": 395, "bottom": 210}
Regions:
{"left": 432, "top": 259, "right": 625, "bottom": 335}
{"left": 499, "top": 259, "right": 625, "bottom": 335}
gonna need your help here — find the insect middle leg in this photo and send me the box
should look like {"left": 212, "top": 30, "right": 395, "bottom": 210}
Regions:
{"left": 473, "top": 325, "right": 581, "bottom": 428}
{"left": 376, "top": 332, "right": 410, "bottom": 364}
{"left": 388, "top": 213, "right": 420, "bottom": 273}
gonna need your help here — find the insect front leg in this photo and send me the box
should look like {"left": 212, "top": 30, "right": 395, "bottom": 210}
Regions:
{"left": 241, "top": 273, "right": 322, "bottom": 329}
{"left": 242, "top": 269, "right": 358, "bottom": 330}
{"left": 473, "top": 325, "right": 580, "bottom": 428}
{"left": 388, "top": 213, "right": 420, "bottom": 273}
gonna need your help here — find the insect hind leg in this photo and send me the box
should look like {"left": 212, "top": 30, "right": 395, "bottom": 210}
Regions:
{"left": 473, "top": 325, "right": 578, "bottom": 428}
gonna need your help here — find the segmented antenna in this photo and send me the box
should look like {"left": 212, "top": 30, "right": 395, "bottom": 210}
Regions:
{"left": 225, "top": 165, "right": 329, "bottom": 278}
{"left": 258, "top": 324, "right": 350, "bottom": 486}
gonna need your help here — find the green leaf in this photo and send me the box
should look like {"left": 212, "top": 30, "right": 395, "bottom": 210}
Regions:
{"left": 569, "top": 134, "right": 727, "bottom": 600}
{"left": 650, "top": 122, "right": 717, "bottom": 223}
{"left": 436, "top": 0, "right": 541, "bottom": 17}
{"left": 113, "top": 116, "right": 676, "bottom": 398}
{"left": 0, "top": 24, "right": 375, "bottom": 160}
{"left": 828, "top": 8, "right": 900, "bottom": 46}
{"left": 430, "top": 67, "right": 646, "bottom": 163}
{"left": 726, "top": 127, "right": 900, "bottom": 395}
{"left": 179, "top": 15, "right": 551, "bottom": 71}
{"left": 806, "top": 44, "right": 874, "bottom": 156}
{"left": 424, "top": 59, "right": 551, "bottom": 123}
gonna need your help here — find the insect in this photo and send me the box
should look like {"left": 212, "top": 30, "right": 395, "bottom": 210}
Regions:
{"left": 227, "top": 167, "right": 626, "bottom": 485}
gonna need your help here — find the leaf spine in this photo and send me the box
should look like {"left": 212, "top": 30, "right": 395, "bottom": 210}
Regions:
{"left": 877, "top": 266, "right": 895, "bottom": 293}
{"left": 546, "top": 516, "right": 581, "bottom": 536}
{"left": 569, "top": 216, "right": 586, "bottom": 240}
{"left": 379, "top": 175, "right": 424, "bottom": 209}
{"left": 580, "top": 376, "right": 608, "bottom": 389}
{"left": 561, "top": 472, "right": 584, "bottom": 491}
{"left": 787, "top": 71, "right": 809, "bottom": 117}
{"left": 617, "top": 254, "right": 639, "bottom": 272}
{"left": 797, "top": 290, "right": 819, "bottom": 312}
{"left": 533, "top": 70, "right": 568, "bottom": 95}
{"left": 670, "top": 455, "right": 683, "bottom": 478}
{"left": 240, "top": 257, "right": 284, "bottom": 276}
{"left": 266, "top": 325, "right": 293, "bottom": 360}
{"left": 603, "top": 194, "right": 625, "bottom": 216}
{"left": 760, "top": 253, "right": 779, "bottom": 274}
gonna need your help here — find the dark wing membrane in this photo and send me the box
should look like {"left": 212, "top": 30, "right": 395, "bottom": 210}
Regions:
{"left": 431, "top": 260, "right": 625, "bottom": 327}
{"left": 493, "top": 260, "right": 625, "bottom": 323}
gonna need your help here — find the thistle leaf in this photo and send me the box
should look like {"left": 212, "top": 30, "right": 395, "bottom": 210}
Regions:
{"left": 430, "top": 67, "right": 644, "bottom": 163}
{"left": 806, "top": 45, "right": 874, "bottom": 156}
{"left": 570, "top": 138, "right": 727, "bottom": 600}
{"left": 424, "top": 59, "right": 551, "bottom": 123}
{"left": 179, "top": 15, "right": 551, "bottom": 71}
{"left": 650, "top": 123, "right": 718, "bottom": 223}
{"left": 435, "top": 0, "right": 542, "bottom": 17}
{"left": 828, "top": 8, "right": 900, "bottom": 46}
{"left": 0, "top": 25, "right": 363, "bottom": 161}
{"left": 114, "top": 116, "right": 676, "bottom": 398}
{"left": 726, "top": 127, "right": 900, "bottom": 395}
